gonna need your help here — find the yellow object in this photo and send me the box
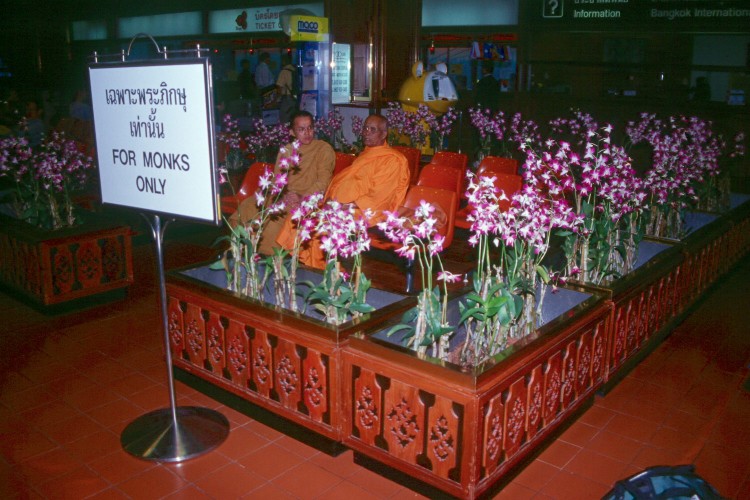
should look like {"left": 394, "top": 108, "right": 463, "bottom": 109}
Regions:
{"left": 397, "top": 61, "right": 458, "bottom": 115}
{"left": 289, "top": 15, "right": 329, "bottom": 42}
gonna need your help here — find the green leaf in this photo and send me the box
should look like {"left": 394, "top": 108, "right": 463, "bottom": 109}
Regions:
{"left": 459, "top": 307, "right": 484, "bottom": 324}
{"left": 350, "top": 303, "right": 375, "bottom": 313}
{"left": 386, "top": 323, "right": 414, "bottom": 338}
{"left": 536, "top": 265, "right": 550, "bottom": 284}
{"left": 208, "top": 259, "right": 226, "bottom": 270}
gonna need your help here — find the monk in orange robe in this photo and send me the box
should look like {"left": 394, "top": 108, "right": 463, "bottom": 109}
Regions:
{"left": 276, "top": 114, "right": 410, "bottom": 269}
{"left": 229, "top": 111, "right": 334, "bottom": 255}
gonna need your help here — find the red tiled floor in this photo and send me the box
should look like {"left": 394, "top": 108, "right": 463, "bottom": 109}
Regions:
{"left": 2, "top": 234, "right": 749, "bottom": 499}
{"left": 271, "top": 461, "right": 344, "bottom": 497}
{"left": 33, "top": 465, "right": 110, "bottom": 499}
{"left": 511, "top": 458, "right": 560, "bottom": 490}
{"left": 536, "top": 438, "right": 581, "bottom": 469}
{"left": 191, "top": 462, "right": 266, "bottom": 498}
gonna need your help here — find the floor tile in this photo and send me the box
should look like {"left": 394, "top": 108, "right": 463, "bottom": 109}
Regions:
{"left": 241, "top": 481, "right": 297, "bottom": 499}
{"left": 563, "top": 448, "right": 629, "bottom": 487}
{"left": 557, "top": 421, "right": 600, "bottom": 447}
{"left": 165, "top": 448, "right": 232, "bottom": 483}
{"left": 162, "top": 485, "right": 215, "bottom": 499}
{"left": 603, "top": 413, "right": 659, "bottom": 443}
{"left": 345, "top": 464, "right": 405, "bottom": 498}
{"left": 85, "top": 486, "right": 132, "bottom": 499}
{"left": 117, "top": 465, "right": 189, "bottom": 499}
{"left": 216, "top": 425, "right": 273, "bottom": 461}
{"left": 274, "top": 433, "right": 323, "bottom": 459}
{"left": 271, "top": 461, "right": 343, "bottom": 498}
{"left": 577, "top": 403, "right": 617, "bottom": 429}
{"left": 39, "top": 413, "right": 105, "bottom": 445}
{"left": 511, "top": 458, "right": 559, "bottom": 490}
{"left": 490, "top": 481, "right": 537, "bottom": 499}
{"left": 237, "top": 442, "right": 305, "bottom": 480}
{"left": 536, "top": 439, "right": 581, "bottom": 469}
{"left": 538, "top": 470, "right": 611, "bottom": 499}
{"left": 311, "top": 478, "right": 385, "bottom": 500}
{"left": 34, "top": 465, "right": 110, "bottom": 499}
{"left": 585, "top": 429, "right": 643, "bottom": 463}
{"left": 86, "top": 450, "right": 156, "bottom": 485}
{"left": 309, "top": 449, "right": 363, "bottom": 479}
{"left": 65, "top": 429, "right": 121, "bottom": 463}
{"left": 14, "top": 447, "right": 82, "bottom": 485}
{"left": 192, "top": 462, "right": 266, "bottom": 498}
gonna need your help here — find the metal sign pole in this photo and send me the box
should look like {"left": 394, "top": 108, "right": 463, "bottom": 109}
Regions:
{"left": 90, "top": 34, "right": 228, "bottom": 460}
{"left": 120, "top": 214, "right": 229, "bottom": 461}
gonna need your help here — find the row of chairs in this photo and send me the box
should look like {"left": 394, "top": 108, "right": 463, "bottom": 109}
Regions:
{"left": 219, "top": 151, "right": 523, "bottom": 291}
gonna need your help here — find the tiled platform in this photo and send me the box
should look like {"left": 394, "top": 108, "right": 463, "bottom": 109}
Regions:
{"left": 1, "top": 232, "right": 749, "bottom": 499}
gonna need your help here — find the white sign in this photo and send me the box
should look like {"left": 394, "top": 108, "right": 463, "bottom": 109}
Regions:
{"left": 331, "top": 44, "right": 351, "bottom": 104}
{"left": 88, "top": 60, "right": 219, "bottom": 224}
{"left": 208, "top": 3, "right": 325, "bottom": 33}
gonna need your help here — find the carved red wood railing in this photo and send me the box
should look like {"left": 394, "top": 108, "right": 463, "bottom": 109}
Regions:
{"left": 343, "top": 298, "right": 612, "bottom": 499}
{"left": 0, "top": 218, "right": 133, "bottom": 306}
{"left": 166, "top": 275, "right": 414, "bottom": 441}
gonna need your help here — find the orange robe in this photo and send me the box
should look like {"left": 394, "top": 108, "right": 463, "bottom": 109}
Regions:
{"left": 277, "top": 144, "right": 410, "bottom": 269}
{"left": 229, "top": 139, "right": 334, "bottom": 255}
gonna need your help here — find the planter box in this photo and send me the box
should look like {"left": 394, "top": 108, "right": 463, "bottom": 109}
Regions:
{"left": 342, "top": 287, "right": 612, "bottom": 499}
{"left": 574, "top": 239, "right": 684, "bottom": 387}
{"left": 0, "top": 213, "right": 134, "bottom": 307}
{"left": 165, "top": 263, "right": 415, "bottom": 441}
{"left": 679, "top": 194, "right": 750, "bottom": 306}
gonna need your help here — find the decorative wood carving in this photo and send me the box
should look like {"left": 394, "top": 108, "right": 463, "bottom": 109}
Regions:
{"left": 251, "top": 329, "right": 273, "bottom": 399}
{"left": 353, "top": 367, "right": 382, "bottom": 446}
{"left": 0, "top": 218, "right": 132, "bottom": 306}
{"left": 205, "top": 312, "right": 225, "bottom": 375}
{"left": 225, "top": 319, "right": 248, "bottom": 385}
{"left": 302, "top": 349, "right": 328, "bottom": 423}
{"left": 427, "top": 396, "right": 459, "bottom": 479}
{"left": 167, "top": 297, "right": 184, "bottom": 357}
{"left": 542, "top": 352, "right": 562, "bottom": 426}
{"left": 384, "top": 380, "right": 424, "bottom": 463}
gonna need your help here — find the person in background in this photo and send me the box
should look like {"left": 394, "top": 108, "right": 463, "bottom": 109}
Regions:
{"left": 69, "top": 89, "right": 92, "bottom": 122}
{"left": 23, "top": 99, "right": 45, "bottom": 147}
{"left": 254, "top": 52, "right": 274, "bottom": 90}
{"left": 237, "top": 59, "right": 255, "bottom": 101}
{"left": 276, "top": 114, "right": 410, "bottom": 269}
{"left": 230, "top": 110, "right": 335, "bottom": 255}
{"left": 474, "top": 60, "right": 500, "bottom": 111}
{"left": 276, "top": 55, "right": 297, "bottom": 124}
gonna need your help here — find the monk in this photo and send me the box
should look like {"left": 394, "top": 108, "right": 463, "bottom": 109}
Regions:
{"left": 276, "top": 114, "right": 410, "bottom": 269}
{"left": 229, "top": 110, "right": 335, "bottom": 255}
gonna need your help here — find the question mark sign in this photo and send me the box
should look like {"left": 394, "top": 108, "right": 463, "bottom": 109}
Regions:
{"left": 548, "top": 0, "right": 559, "bottom": 15}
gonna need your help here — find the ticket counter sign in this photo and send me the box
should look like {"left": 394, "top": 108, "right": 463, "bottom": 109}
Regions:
{"left": 289, "top": 15, "right": 329, "bottom": 42}
{"left": 88, "top": 59, "right": 220, "bottom": 224}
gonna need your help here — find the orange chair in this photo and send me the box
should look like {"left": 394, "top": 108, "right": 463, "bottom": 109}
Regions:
{"left": 392, "top": 145, "right": 422, "bottom": 184}
{"left": 370, "top": 186, "right": 457, "bottom": 292}
{"left": 478, "top": 155, "right": 518, "bottom": 176}
{"left": 333, "top": 151, "right": 356, "bottom": 177}
{"left": 430, "top": 150, "right": 468, "bottom": 172}
{"left": 455, "top": 173, "right": 523, "bottom": 230}
{"left": 416, "top": 164, "right": 463, "bottom": 211}
{"left": 220, "top": 162, "right": 272, "bottom": 216}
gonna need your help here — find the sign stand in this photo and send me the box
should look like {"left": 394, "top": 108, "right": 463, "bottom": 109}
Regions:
{"left": 88, "top": 34, "right": 228, "bottom": 462}
{"left": 120, "top": 214, "right": 229, "bottom": 462}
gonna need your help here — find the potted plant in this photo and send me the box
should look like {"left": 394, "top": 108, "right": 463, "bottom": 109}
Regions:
{"left": 342, "top": 169, "right": 611, "bottom": 498}
{"left": 0, "top": 131, "right": 133, "bottom": 307}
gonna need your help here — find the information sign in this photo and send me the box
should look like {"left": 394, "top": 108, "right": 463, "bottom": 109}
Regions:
{"left": 332, "top": 44, "right": 351, "bottom": 104}
{"left": 88, "top": 59, "right": 220, "bottom": 224}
